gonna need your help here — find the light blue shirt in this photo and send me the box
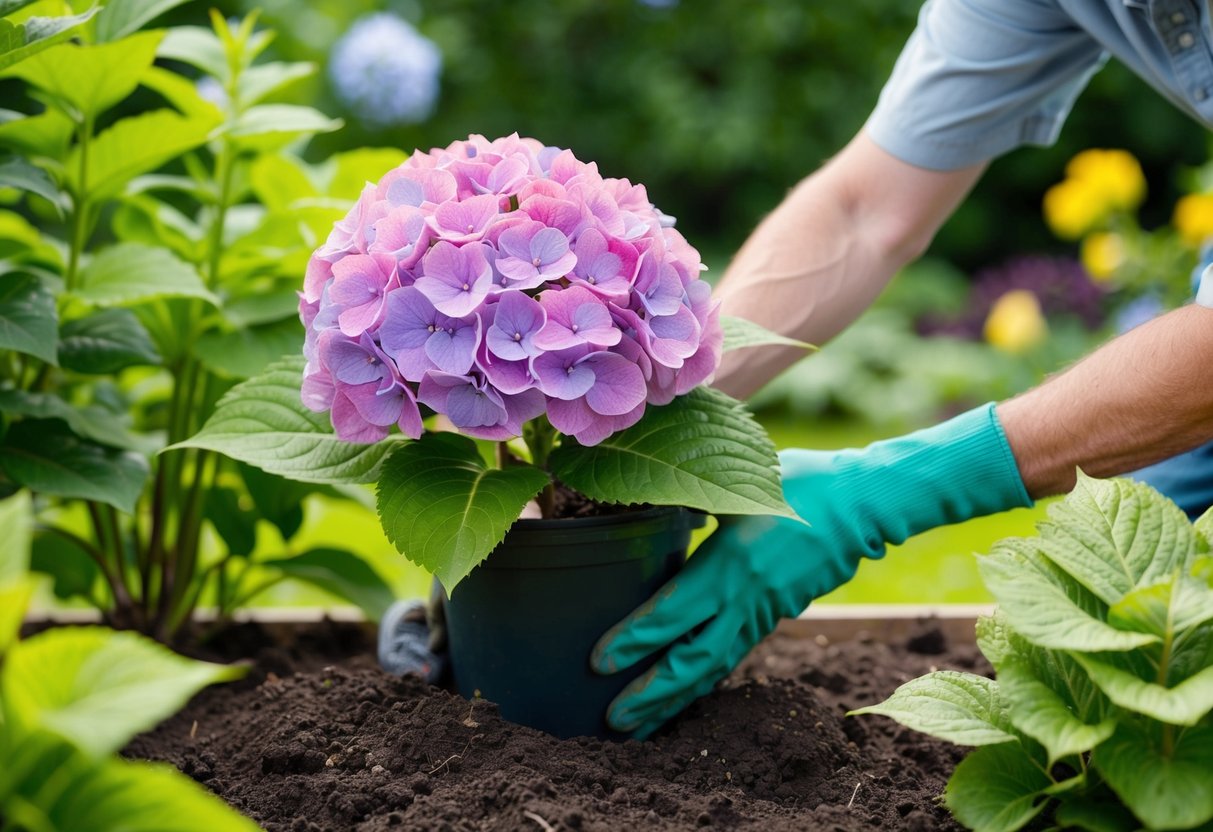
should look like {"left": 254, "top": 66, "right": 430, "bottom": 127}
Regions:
{"left": 866, "top": 0, "right": 1213, "bottom": 306}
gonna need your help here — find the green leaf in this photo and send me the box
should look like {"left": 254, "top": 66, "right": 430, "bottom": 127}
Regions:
{"left": 0, "top": 107, "right": 72, "bottom": 159}
{"left": 0, "top": 488, "right": 31, "bottom": 582}
{"left": 3, "top": 31, "right": 163, "bottom": 119}
{"left": 1038, "top": 473, "right": 1198, "bottom": 606}
{"left": 30, "top": 530, "right": 100, "bottom": 601}
{"left": 75, "top": 243, "right": 216, "bottom": 307}
{"left": 249, "top": 152, "right": 317, "bottom": 210}
{"left": 720, "top": 314, "right": 816, "bottom": 353}
{"left": 0, "top": 388, "right": 148, "bottom": 451}
{"left": 978, "top": 537, "right": 1157, "bottom": 652}
{"left": 848, "top": 671, "right": 1018, "bottom": 746}
{"left": 975, "top": 612, "right": 1015, "bottom": 667}
{"left": 264, "top": 548, "right": 396, "bottom": 621}
{"left": 0, "top": 579, "right": 31, "bottom": 654}
{"left": 45, "top": 755, "right": 263, "bottom": 832}
{"left": 1195, "top": 506, "right": 1213, "bottom": 548}
{"left": 944, "top": 742, "right": 1052, "bottom": 832}
{"left": 196, "top": 317, "right": 303, "bottom": 379}
{"left": 0, "top": 419, "right": 149, "bottom": 514}
{"left": 224, "top": 104, "right": 341, "bottom": 151}
{"left": 998, "top": 658, "right": 1115, "bottom": 765}
{"left": 549, "top": 386, "right": 797, "bottom": 519}
{"left": 376, "top": 432, "right": 550, "bottom": 593}
{"left": 0, "top": 271, "right": 56, "bottom": 363}
{"left": 2, "top": 627, "right": 245, "bottom": 757}
{"left": 0, "top": 0, "right": 39, "bottom": 17}
{"left": 173, "top": 355, "right": 401, "bottom": 484}
{"left": 326, "top": 147, "right": 409, "bottom": 199}
{"left": 203, "top": 486, "right": 255, "bottom": 556}
{"left": 59, "top": 307, "right": 162, "bottom": 373}
{"left": 138, "top": 65, "right": 224, "bottom": 122}
{"left": 0, "top": 151, "right": 66, "bottom": 213}
{"left": 1075, "top": 653, "right": 1213, "bottom": 725}
{"left": 236, "top": 60, "right": 315, "bottom": 107}
{"left": 222, "top": 286, "right": 302, "bottom": 327}
{"left": 0, "top": 9, "right": 97, "bottom": 73}
{"left": 1108, "top": 577, "right": 1213, "bottom": 642}
{"left": 238, "top": 462, "right": 310, "bottom": 540}
{"left": 72, "top": 109, "right": 218, "bottom": 202}
{"left": 1096, "top": 722, "right": 1213, "bottom": 830}
{"left": 94, "top": 0, "right": 191, "bottom": 42}
{"left": 155, "top": 25, "right": 225, "bottom": 78}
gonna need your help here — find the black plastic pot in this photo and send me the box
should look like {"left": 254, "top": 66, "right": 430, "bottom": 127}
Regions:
{"left": 443, "top": 506, "right": 705, "bottom": 739}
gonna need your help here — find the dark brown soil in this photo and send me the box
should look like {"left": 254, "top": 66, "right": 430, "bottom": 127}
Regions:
{"left": 125, "top": 619, "right": 984, "bottom": 831}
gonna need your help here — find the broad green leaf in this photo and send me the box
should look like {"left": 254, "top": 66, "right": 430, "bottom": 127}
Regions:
{"left": 224, "top": 104, "right": 342, "bottom": 151}
{"left": 264, "top": 548, "right": 396, "bottom": 621}
{"left": 0, "top": 489, "right": 31, "bottom": 581}
{"left": 975, "top": 612, "right": 1015, "bottom": 667}
{"left": 93, "top": 0, "right": 190, "bottom": 42}
{"left": 0, "top": 9, "right": 96, "bottom": 73}
{"left": 196, "top": 317, "right": 303, "bottom": 379}
{"left": 1108, "top": 577, "right": 1213, "bottom": 642}
{"left": 30, "top": 529, "right": 100, "bottom": 601}
{"left": 0, "top": 419, "right": 149, "bottom": 514}
{"left": 1053, "top": 793, "right": 1143, "bottom": 832}
{"left": 0, "top": 106, "right": 72, "bottom": 159}
{"left": 1075, "top": 653, "right": 1213, "bottom": 725}
{"left": 3, "top": 31, "right": 163, "bottom": 119}
{"left": 250, "top": 152, "right": 317, "bottom": 210}
{"left": 549, "top": 386, "right": 797, "bottom": 519}
{"left": 203, "top": 486, "right": 255, "bottom": 556}
{"left": 239, "top": 462, "right": 310, "bottom": 540}
{"left": 1196, "top": 506, "right": 1213, "bottom": 548}
{"left": 75, "top": 243, "right": 216, "bottom": 307}
{"left": 237, "top": 60, "right": 315, "bottom": 107}
{"left": 59, "top": 307, "right": 162, "bottom": 373}
{"left": 138, "top": 65, "right": 224, "bottom": 121}
{"left": 1096, "top": 722, "right": 1213, "bottom": 830}
{"left": 0, "top": 579, "right": 31, "bottom": 653}
{"left": 112, "top": 193, "right": 204, "bottom": 260}
{"left": 0, "top": 271, "right": 56, "bottom": 363}
{"left": 0, "top": 389, "right": 147, "bottom": 450}
{"left": 978, "top": 538, "right": 1157, "bottom": 652}
{"left": 0, "top": 0, "right": 39, "bottom": 16}
{"left": 848, "top": 671, "right": 1018, "bottom": 746}
{"left": 376, "top": 432, "right": 550, "bottom": 592}
{"left": 173, "top": 355, "right": 401, "bottom": 484}
{"left": 222, "top": 286, "right": 301, "bottom": 327}
{"left": 2, "top": 627, "right": 245, "bottom": 757}
{"left": 944, "top": 742, "right": 1052, "bottom": 832}
{"left": 155, "top": 25, "right": 225, "bottom": 78}
{"left": 998, "top": 658, "right": 1115, "bottom": 765}
{"left": 0, "top": 207, "right": 59, "bottom": 262}
{"left": 1038, "top": 473, "right": 1198, "bottom": 605}
{"left": 46, "top": 755, "right": 262, "bottom": 832}
{"left": 0, "top": 151, "right": 66, "bottom": 213}
{"left": 720, "top": 314, "right": 816, "bottom": 353}
{"left": 72, "top": 109, "right": 218, "bottom": 202}
{"left": 327, "top": 146, "right": 409, "bottom": 199}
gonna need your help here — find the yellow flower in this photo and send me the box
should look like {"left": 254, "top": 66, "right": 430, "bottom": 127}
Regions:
{"left": 1043, "top": 178, "right": 1107, "bottom": 240}
{"left": 1172, "top": 193, "right": 1213, "bottom": 247}
{"left": 984, "top": 290, "right": 1047, "bottom": 355}
{"left": 1065, "top": 149, "right": 1146, "bottom": 212}
{"left": 1080, "top": 232, "right": 1125, "bottom": 281}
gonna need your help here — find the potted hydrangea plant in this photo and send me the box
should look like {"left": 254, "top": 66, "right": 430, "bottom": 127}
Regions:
{"left": 181, "top": 133, "right": 802, "bottom": 737}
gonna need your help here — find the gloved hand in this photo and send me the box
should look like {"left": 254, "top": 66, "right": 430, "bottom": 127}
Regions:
{"left": 590, "top": 402, "right": 1033, "bottom": 738}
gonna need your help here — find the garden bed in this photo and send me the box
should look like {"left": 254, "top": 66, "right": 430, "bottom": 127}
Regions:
{"left": 123, "top": 617, "right": 984, "bottom": 831}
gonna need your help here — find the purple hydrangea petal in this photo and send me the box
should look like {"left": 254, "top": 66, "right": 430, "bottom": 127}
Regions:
{"left": 330, "top": 254, "right": 397, "bottom": 337}
{"left": 414, "top": 241, "right": 493, "bottom": 317}
{"left": 581, "top": 351, "right": 647, "bottom": 416}
{"left": 532, "top": 285, "right": 620, "bottom": 350}
{"left": 485, "top": 290, "right": 545, "bottom": 360}
{"left": 425, "top": 313, "right": 480, "bottom": 375}
{"left": 520, "top": 195, "right": 582, "bottom": 236}
{"left": 428, "top": 194, "right": 500, "bottom": 242}
{"left": 331, "top": 387, "right": 390, "bottom": 443}
{"left": 532, "top": 346, "right": 595, "bottom": 400}
{"left": 301, "top": 369, "right": 336, "bottom": 412}
{"left": 635, "top": 257, "right": 684, "bottom": 317}
{"left": 322, "top": 332, "right": 391, "bottom": 386}
{"left": 647, "top": 305, "right": 701, "bottom": 367}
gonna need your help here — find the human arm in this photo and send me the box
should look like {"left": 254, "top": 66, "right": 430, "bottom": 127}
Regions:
{"left": 712, "top": 132, "right": 985, "bottom": 398}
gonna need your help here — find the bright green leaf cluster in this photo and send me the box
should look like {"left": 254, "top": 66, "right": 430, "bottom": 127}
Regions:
{"left": 852, "top": 473, "right": 1213, "bottom": 831}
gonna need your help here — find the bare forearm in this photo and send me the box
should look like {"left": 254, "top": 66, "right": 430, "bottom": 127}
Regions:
{"left": 998, "top": 304, "right": 1213, "bottom": 498}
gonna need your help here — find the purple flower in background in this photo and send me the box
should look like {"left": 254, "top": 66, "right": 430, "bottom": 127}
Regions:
{"left": 379, "top": 287, "right": 480, "bottom": 378}
{"left": 533, "top": 285, "right": 620, "bottom": 350}
{"left": 496, "top": 221, "right": 577, "bottom": 290}
{"left": 329, "top": 13, "right": 442, "bottom": 128}
{"left": 414, "top": 242, "right": 494, "bottom": 317}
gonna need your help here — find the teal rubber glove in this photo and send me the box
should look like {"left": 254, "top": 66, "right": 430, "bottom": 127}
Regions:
{"left": 591, "top": 402, "right": 1033, "bottom": 738}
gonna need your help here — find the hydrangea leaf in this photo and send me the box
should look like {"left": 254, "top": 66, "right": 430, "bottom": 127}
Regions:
{"left": 262, "top": 548, "right": 396, "bottom": 622}
{"left": 0, "top": 489, "right": 31, "bottom": 583}
{"left": 224, "top": 104, "right": 342, "bottom": 152}
{"left": 0, "top": 579, "right": 31, "bottom": 655}
{"left": 720, "top": 314, "right": 816, "bottom": 354}
{"left": 155, "top": 25, "right": 225, "bottom": 78}
{"left": 237, "top": 61, "right": 316, "bottom": 108}
{"left": 0, "top": 9, "right": 97, "bottom": 73}
{"left": 43, "top": 754, "right": 262, "bottom": 832}
{"left": 1, "top": 627, "right": 245, "bottom": 758}
{"left": 58, "top": 308, "right": 162, "bottom": 374}
{"left": 848, "top": 671, "right": 1018, "bottom": 746}
{"left": 0, "top": 152, "right": 66, "bottom": 213}
{"left": 1195, "top": 507, "right": 1213, "bottom": 549}
{"left": 30, "top": 530, "right": 101, "bottom": 602}
{"left": 93, "top": 0, "right": 191, "bottom": 43}
{"left": 376, "top": 432, "right": 550, "bottom": 593}
{"left": 1074, "top": 653, "right": 1213, "bottom": 725}
{"left": 0, "top": 419, "right": 149, "bottom": 514}
{"left": 998, "top": 658, "right": 1116, "bottom": 765}
{"left": 548, "top": 387, "right": 797, "bottom": 519}
{"left": 74, "top": 243, "right": 217, "bottom": 308}
{"left": 0, "top": 271, "right": 57, "bottom": 364}
{"left": 0, "top": 389, "right": 150, "bottom": 452}
{"left": 1037, "top": 473, "right": 1197, "bottom": 606}
{"left": 1107, "top": 577, "right": 1213, "bottom": 641}
{"left": 196, "top": 317, "right": 303, "bottom": 379}
{"left": 944, "top": 742, "right": 1052, "bottom": 832}
{"left": 1096, "top": 722, "right": 1213, "bottom": 830}
{"left": 978, "top": 537, "right": 1157, "bottom": 652}
{"left": 173, "top": 356, "right": 402, "bottom": 485}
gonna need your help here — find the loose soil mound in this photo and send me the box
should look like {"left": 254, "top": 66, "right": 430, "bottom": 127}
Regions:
{"left": 125, "top": 620, "right": 985, "bottom": 831}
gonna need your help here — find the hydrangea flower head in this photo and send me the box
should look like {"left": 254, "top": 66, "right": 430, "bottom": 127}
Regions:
{"left": 329, "top": 13, "right": 442, "bottom": 128}
{"left": 301, "top": 134, "right": 722, "bottom": 446}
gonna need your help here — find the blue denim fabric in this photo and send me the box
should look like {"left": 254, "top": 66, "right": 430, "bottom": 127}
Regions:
{"left": 867, "top": 0, "right": 1213, "bottom": 170}
{"left": 1132, "top": 441, "right": 1213, "bottom": 518}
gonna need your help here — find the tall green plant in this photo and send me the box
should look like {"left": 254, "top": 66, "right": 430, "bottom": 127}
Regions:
{"left": 852, "top": 473, "right": 1213, "bottom": 832}
{"left": 0, "top": 1, "right": 396, "bottom": 640}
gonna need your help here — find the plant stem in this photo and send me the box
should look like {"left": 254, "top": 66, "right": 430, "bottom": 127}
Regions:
{"left": 63, "top": 115, "right": 93, "bottom": 293}
{"left": 522, "top": 417, "right": 558, "bottom": 517}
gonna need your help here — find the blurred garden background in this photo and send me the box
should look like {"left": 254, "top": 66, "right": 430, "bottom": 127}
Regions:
{"left": 8, "top": 0, "right": 1213, "bottom": 612}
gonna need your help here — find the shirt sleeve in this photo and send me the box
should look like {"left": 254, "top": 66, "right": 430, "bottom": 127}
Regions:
{"left": 1197, "top": 266, "right": 1213, "bottom": 308}
{"left": 865, "top": 0, "right": 1108, "bottom": 171}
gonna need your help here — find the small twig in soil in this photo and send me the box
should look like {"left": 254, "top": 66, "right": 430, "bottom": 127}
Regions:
{"left": 846, "top": 780, "right": 862, "bottom": 809}
{"left": 522, "top": 810, "right": 556, "bottom": 831}
{"left": 426, "top": 740, "right": 471, "bottom": 775}
{"left": 189, "top": 721, "right": 198, "bottom": 740}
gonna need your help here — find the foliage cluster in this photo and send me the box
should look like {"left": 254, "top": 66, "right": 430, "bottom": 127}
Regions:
{"left": 854, "top": 474, "right": 1213, "bottom": 832}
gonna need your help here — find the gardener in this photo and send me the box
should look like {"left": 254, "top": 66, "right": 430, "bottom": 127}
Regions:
{"left": 588, "top": 0, "right": 1213, "bottom": 738}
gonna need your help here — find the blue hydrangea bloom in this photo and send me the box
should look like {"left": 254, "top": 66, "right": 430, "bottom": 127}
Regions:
{"left": 329, "top": 13, "right": 442, "bottom": 128}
